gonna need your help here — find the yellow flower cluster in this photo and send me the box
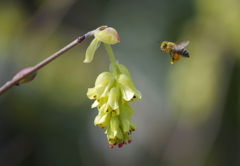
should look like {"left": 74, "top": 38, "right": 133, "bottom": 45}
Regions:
{"left": 87, "top": 64, "right": 141, "bottom": 148}
{"left": 85, "top": 26, "right": 141, "bottom": 148}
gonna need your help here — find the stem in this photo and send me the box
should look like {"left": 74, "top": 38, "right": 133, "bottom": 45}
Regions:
{"left": 0, "top": 26, "right": 107, "bottom": 96}
{"left": 104, "top": 43, "right": 118, "bottom": 74}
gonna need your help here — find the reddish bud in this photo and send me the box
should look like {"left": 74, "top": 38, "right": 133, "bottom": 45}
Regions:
{"left": 13, "top": 67, "right": 37, "bottom": 85}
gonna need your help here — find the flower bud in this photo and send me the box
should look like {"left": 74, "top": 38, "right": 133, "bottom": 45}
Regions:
{"left": 13, "top": 67, "right": 37, "bottom": 85}
{"left": 94, "top": 27, "right": 120, "bottom": 44}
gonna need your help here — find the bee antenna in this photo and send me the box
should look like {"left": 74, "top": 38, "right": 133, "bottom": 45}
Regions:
{"left": 156, "top": 41, "right": 161, "bottom": 43}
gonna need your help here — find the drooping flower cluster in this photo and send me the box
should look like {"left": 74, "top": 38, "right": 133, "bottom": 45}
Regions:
{"left": 84, "top": 26, "right": 141, "bottom": 148}
{"left": 87, "top": 63, "right": 141, "bottom": 148}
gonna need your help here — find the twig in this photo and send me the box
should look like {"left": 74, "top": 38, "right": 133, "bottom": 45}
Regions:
{"left": 0, "top": 26, "right": 107, "bottom": 96}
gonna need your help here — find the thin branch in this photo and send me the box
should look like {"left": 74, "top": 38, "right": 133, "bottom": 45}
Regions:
{"left": 0, "top": 26, "right": 107, "bottom": 96}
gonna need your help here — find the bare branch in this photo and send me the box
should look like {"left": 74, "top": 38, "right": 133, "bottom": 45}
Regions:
{"left": 0, "top": 26, "right": 107, "bottom": 96}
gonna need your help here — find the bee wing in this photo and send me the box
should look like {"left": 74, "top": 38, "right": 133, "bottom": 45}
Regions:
{"left": 177, "top": 41, "right": 189, "bottom": 48}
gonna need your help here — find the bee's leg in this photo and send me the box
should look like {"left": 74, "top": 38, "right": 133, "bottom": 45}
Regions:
{"left": 171, "top": 58, "right": 175, "bottom": 65}
{"left": 170, "top": 52, "right": 175, "bottom": 64}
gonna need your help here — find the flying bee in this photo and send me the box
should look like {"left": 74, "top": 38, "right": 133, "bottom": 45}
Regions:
{"left": 159, "top": 41, "right": 190, "bottom": 64}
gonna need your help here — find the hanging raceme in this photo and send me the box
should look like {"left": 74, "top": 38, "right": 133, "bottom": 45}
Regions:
{"left": 85, "top": 26, "right": 141, "bottom": 148}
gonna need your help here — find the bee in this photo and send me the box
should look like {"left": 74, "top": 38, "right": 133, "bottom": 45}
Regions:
{"left": 160, "top": 41, "right": 190, "bottom": 64}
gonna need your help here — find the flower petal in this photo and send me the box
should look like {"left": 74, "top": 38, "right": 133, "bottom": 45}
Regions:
{"left": 84, "top": 38, "right": 101, "bottom": 63}
{"left": 120, "top": 85, "right": 134, "bottom": 101}
{"left": 117, "top": 74, "right": 141, "bottom": 101}
{"left": 95, "top": 72, "right": 114, "bottom": 86}
{"left": 117, "top": 64, "right": 132, "bottom": 79}
{"left": 94, "top": 111, "right": 111, "bottom": 126}
{"left": 99, "top": 103, "right": 109, "bottom": 115}
{"left": 129, "top": 121, "right": 137, "bottom": 130}
{"left": 108, "top": 87, "right": 120, "bottom": 110}
{"left": 116, "top": 64, "right": 142, "bottom": 100}
{"left": 95, "top": 73, "right": 114, "bottom": 99}
{"left": 87, "top": 88, "right": 96, "bottom": 99}
{"left": 120, "top": 102, "right": 135, "bottom": 118}
{"left": 121, "top": 118, "right": 130, "bottom": 132}
{"left": 110, "top": 116, "right": 123, "bottom": 139}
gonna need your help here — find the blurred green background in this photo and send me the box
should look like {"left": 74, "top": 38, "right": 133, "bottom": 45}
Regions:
{"left": 0, "top": 0, "right": 240, "bottom": 166}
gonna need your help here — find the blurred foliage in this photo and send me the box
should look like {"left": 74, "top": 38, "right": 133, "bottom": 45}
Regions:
{"left": 0, "top": 0, "right": 239, "bottom": 166}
